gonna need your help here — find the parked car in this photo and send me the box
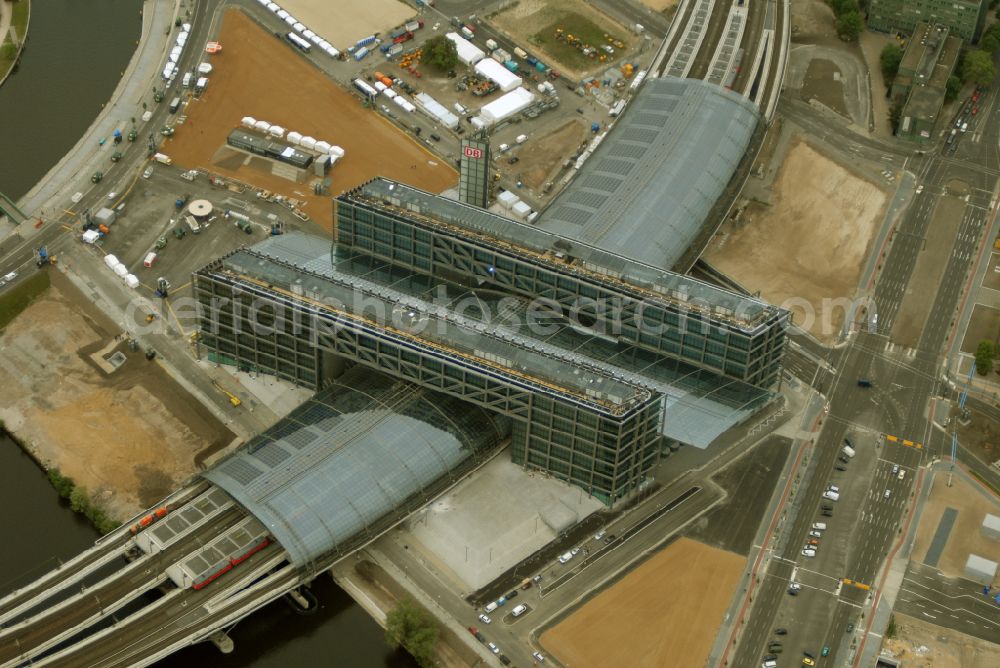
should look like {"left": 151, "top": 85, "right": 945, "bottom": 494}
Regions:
{"left": 809, "top": 530, "right": 822, "bottom": 538}
{"left": 594, "top": 530, "right": 606, "bottom": 541}
{"left": 892, "top": 464, "right": 899, "bottom": 474}
{"left": 835, "top": 465, "right": 847, "bottom": 472}
{"left": 884, "top": 489, "right": 892, "bottom": 499}
{"left": 789, "top": 582, "right": 802, "bottom": 590}
{"left": 803, "top": 658, "right": 815, "bottom": 667}
{"left": 487, "top": 642, "right": 500, "bottom": 654}
{"left": 774, "top": 628, "right": 788, "bottom": 635}
{"left": 558, "top": 552, "right": 573, "bottom": 564}
{"left": 505, "top": 590, "right": 518, "bottom": 600}
{"left": 532, "top": 651, "right": 545, "bottom": 662}
{"left": 478, "top": 614, "right": 491, "bottom": 624}
{"left": 846, "top": 623, "right": 855, "bottom": 633}
{"left": 801, "top": 548, "right": 816, "bottom": 558}
{"left": 821, "top": 509, "right": 833, "bottom": 517}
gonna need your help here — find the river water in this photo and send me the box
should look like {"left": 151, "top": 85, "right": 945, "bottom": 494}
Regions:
{"left": 0, "top": 1, "right": 412, "bottom": 664}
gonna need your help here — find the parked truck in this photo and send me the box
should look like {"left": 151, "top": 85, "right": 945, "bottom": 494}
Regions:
{"left": 492, "top": 48, "right": 510, "bottom": 64}
{"left": 404, "top": 20, "right": 424, "bottom": 32}
{"left": 485, "top": 38, "right": 498, "bottom": 52}
{"left": 154, "top": 153, "right": 172, "bottom": 165}
{"left": 185, "top": 215, "right": 201, "bottom": 235}
{"left": 513, "top": 46, "right": 528, "bottom": 59}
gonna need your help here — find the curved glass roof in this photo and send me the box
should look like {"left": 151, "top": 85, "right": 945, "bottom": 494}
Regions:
{"left": 203, "top": 368, "right": 509, "bottom": 566}
{"left": 538, "top": 77, "right": 759, "bottom": 272}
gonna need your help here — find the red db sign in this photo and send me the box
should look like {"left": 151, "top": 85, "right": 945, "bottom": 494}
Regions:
{"left": 463, "top": 146, "right": 483, "bottom": 159}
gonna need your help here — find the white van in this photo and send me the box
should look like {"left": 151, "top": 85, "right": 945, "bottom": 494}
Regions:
{"left": 182, "top": 72, "right": 193, "bottom": 88}
{"left": 823, "top": 490, "right": 840, "bottom": 501}
{"left": 762, "top": 661, "right": 778, "bottom": 668}
{"left": 557, "top": 551, "right": 573, "bottom": 564}
{"left": 484, "top": 601, "right": 498, "bottom": 613}
{"left": 512, "top": 604, "right": 527, "bottom": 617}
{"left": 812, "top": 522, "right": 827, "bottom": 531}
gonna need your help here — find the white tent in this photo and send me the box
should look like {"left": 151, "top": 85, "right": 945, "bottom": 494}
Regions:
{"left": 300, "top": 136, "right": 317, "bottom": 150}
{"left": 286, "top": 131, "right": 303, "bottom": 144}
{"left": 268, "top": 125, "right": 286, "bottom": 138}
{"left": 125, "top": 274, "right": 140, "bottom": 289}
{"left": 82, "top": 229, "right": 101, "bottom": 244}
{"left": 314, "top": 140, "right": 332, "bottom": 153}
{"left": 445, "top": 32, "right": 485, "bottom": 66}
{"left": 254, "top": 120, "right": 271, "bottom": 132}
{"left": 479, "top": 87, "right": 535, "bottom": 125}
{"left": 104, "top": 254, "right": 120, "bottom": 269}
{"left": 114, "top": 264, "right": 128, "bottom": 278}
{"left": 241, "top": 116, "right": 257, "bottom": 128}
{"left": 329, "top": 145, "right": 345, "bottom": 158}
{"left": 475, "top": 58, "right": 523, "bottom": 92}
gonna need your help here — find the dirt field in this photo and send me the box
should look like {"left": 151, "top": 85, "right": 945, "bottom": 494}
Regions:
{"left": 881, "top": 613, "right": 1000, "bottom": 668}
{"left": 0, "top": 272, "right": 233, "bottom": 520}
{"left": 704, "top": 139, "right": 887, "bottom": 343}
{"left": 982, "top": 253, "right": 1000, "bottom": 291}
{"left": 961, "top": 304, "right": 1000, "bottom": 355}
{"left": 277, "top": 0, "right": 414, "bottom": 48}
{"left": 791, "top": 0, "right": 838, "bottom": 43}
{"left": 911, "top": 473, "right": 1000, "bottom": 580}
{"left": 540, "top": 537, "right": 745, "bottom": 668}
{"left": 166, "top": 10, "right": 457, "bottom": 232}
{"left": 518, "top": 119, "right": 587, "bottom": 189}
{"left": 491, "top": 0, "right": 635, "bottom": 81}
{"left": 893, "top": 196, "right": 967, "bottom": 348}
{"left": 956, "top": 406, "right": 1000, "bottom": 467}
{"left": 799, "top": 58, "right": 849, "bottom": 116}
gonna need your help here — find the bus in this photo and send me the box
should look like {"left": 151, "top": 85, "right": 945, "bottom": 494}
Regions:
{"left": 285, "top": 31, "right": 311, "bottom": 53}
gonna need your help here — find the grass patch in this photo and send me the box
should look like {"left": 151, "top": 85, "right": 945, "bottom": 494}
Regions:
{"left": 0, "top": 36, "right": 15, "bottom": 79}
{"left": 47, "top": 468, "right": 120, "bottom": 534}
{"left": 0, "top": 270, "right": 49, "bottom": 330}
{"left": 530, "top": 12, "right": 623, "bottom": 73}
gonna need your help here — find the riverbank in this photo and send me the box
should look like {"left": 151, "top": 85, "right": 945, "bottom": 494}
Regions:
{"left": 0, "top": 0, "right": 30, "bottom": 88}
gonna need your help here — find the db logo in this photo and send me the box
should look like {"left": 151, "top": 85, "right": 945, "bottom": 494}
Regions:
{"left": 463, "top": 146, "right": 483, "bottom": 159}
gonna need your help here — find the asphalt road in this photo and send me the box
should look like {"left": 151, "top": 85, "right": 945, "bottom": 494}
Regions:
{"left": 895, "top": 561, "right": 1000, "bottom": 643}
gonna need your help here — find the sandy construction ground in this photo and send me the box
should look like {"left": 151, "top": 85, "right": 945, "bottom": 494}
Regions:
{"left": 518, "top": 120, "right": 587, "bottom": 190}
{"left": 541, "top": 537, "right": 744, "bottom": 668}
{"left": 166, "top": 10, "right": 457, "bottom": 232}
{"left": 705, "top": 139, "right": 886, "bottom": 343}
{"left": 910, "top": 473, "right": 1000, "bottom": 580}
{"left": 882, "top": 613, "right": 1000, "bottom": 668}
{"left": 0, "top": 273, "right": 233, "bottom": 520}
{"left": 277, "top": 0, "right": 414, "bottom": 48}
{"left": 638, "top": 0, "right": 680, "bottom": 12}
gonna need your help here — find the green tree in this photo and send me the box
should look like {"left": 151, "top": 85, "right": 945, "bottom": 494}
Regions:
{"left": 975, "top": 340, "right": 995, "bottom": 375}
{"left": 422, "top": 35, "right": 458, "bottom": 72}
{"left": 888, "top": 96, "right": 904, "bottom": 133}
{"left": 880, "top": 44, "right": 904, "bottom": 81}
{"left": 828, "top": 0, "right": 857, "bottom": 15}
{"left": 982, "top": 33, "right": 1000, "bottom": 54}
{"left": 945, "top": 75, "right": 962, "bottom": 102}
{"left": 1, "top": 41, "right": 16, "bottom": 61}
{"left": 835, "top": 10, "right": 864, "bottom": 42}
{"left": 385, "top": 599, "right": 439, "bottom": 667}
{"left": 962, "top": 49, "right": 997, "bottom": 86}
{"left": 47, "top": 469, "right": 75, "bottom": 499}
{"left": 886, "top": 614, "right": 897, "bottom": 638}
{"left": 69, "top": 486, "right": 89, "bottom": 514}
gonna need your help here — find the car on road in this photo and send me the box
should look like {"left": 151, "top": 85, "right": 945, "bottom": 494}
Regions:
{"left": 892, "top": 464, "right": 899, "bottom": 474}
{"left": 571, "top": 547, "right": 581, "bottom": 556}
{"left": 532, "top": 651, "right": 545, "bottom": 662}
{"left": 774, "top": 628, "right": 788, "bottom": 635}
{"left": 142, "top": 166, "right": 154, "bottom": 179}
{"left": 107, "top": 191, "right": 118, "bottom": 200}
{"left": 478, "top": 614, "right": 491, "bottom": 624}
{"left": 916, "top": 184, "right": 924, "bottom": 194}
{"left": 604, "top": 534, "right": 616, "bottom": 543}
{"left": 821, "top": 646, "right": 830, "bottom": 657}
{"left": 532, "top": 575, "right": 542, "bottom": 583}
{"left": 809, "top": 530, "right": 822, "bottom": 538}
{"left": 487, "top": 642, "right": 500, "bottom": 654}
{"left": 507, "top": 156, "right": 519, "bottom": 164}
{"left": 838, "top": 455, "right": 851, "bottom": 464}
{"left": 801, "top": 548, "right": 816, "bottom": 557}
{"left": 0, "top": 271, "right": 16, "bottom": 286}
{"left": 499, "top": 655, "right": 511, "bottom": 665}
{"left": 505, "top": 590, "right": 518, "bottom": 600}
{"left": 512, "top": 604, "right": 527, "bottom": 617}
{"left": 558, "top": 551, "right": 573, "bottom": 564}
{"left": 884, "top": 489, "right": 892, "bottom": 499}
{"left": 844, "top": 437, "right": 854, "bottom": 448}
{"left": 898, "top": 469, "right": 906, "bottom": 480}
{"left": 521, "top": 581, "right": 533, "bottom": 590}
{"left": 804, "top": 650, "right": 815, "bottom": 659}
{"left": 594, "top": 530, "right": 606, "bottom": 541}
{"left": 846, "top": 622, "right": 855, "bottom": 633}
{"left": 787, "top": 588, "right": 798, "bottom": 596}
{"left": 802, "top": 658, "right": 815, "bottom": 666}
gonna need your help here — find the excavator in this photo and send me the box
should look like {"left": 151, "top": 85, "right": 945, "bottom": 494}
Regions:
{"left": 212, "top": 380, "right": 242, "bottom": 407}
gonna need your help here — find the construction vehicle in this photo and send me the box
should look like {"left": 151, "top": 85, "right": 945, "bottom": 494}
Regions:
{"left": 155, "top": 277, "right": 170, "bottom": 298}
{"left": 145, "top": 312, "right": 159, "bottom": 323}
{"left": 235, "top": 219, "right": 253, "bottom": 234}
{"left": 212, "top": 381, "right": 242, "bottom": 407}
{"left": 173, "top": 226, "right": 186, "bottom": 240}
{"left": 36, "top": 247, "right": 54, "bottom": 267}
{"left": 155, "top": 236, "right": 167, "bottom": 250}
{"left": 270, "top": 221, "right": 285, "bottom": 236}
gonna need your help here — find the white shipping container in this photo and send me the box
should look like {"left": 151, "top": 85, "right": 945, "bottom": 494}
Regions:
{"left": 374, "top": 81, "right": 387, "bottom": 92}
{"left": 143, "top": 252, "right": 157, "bottom": 268}
{"left": 516, "top": 134, "right": 527, "bottom": 144}
{"left": 511, "top": 200, "right": 532, "bottom": 220}
{"left": 82, "top": 230, "right": 101, "bottom": 244}
{"left": 104, "top": 254, "right": 120, "bottom": 269}
{"left": 114, "top": 264, "right": 128, "bottom": 278}
{"left": 293, "top": 22, "right": 306, "bottom": 32}
{"left": 125, "top": 274, "right": 140, "bottom": 289}
{"left": 276, "top": 9, "right": 289, "bottom": 19}
{"left": 384, "top": 88, "right": 397, "bottom": 99}
{"left": 254, "top": 120, "right": 271, "bottom": 132}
